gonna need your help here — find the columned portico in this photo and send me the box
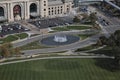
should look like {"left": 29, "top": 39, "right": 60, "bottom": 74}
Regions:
{"left": 0, "top": 0, "right": 73, "bottom": 22}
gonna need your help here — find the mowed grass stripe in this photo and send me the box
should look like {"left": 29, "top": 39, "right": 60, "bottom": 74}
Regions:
{"left": 0, "top": 59, "right": 120, "bottom": 80}
{"left": 0, "top": 65, "right": 5, "bottom": 80}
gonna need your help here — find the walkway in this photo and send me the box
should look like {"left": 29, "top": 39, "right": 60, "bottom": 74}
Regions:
{"left": 22, "top": 34, "right": 99, "bottom": 55}
{"left": 0, "top": 55, "right": 114, "bottom": 66}
{"left": 12, "top": 30, "right": 101, "bottom": 55}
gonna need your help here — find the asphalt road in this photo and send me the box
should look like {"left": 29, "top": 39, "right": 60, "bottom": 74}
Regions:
{"left": 22, "top": 34, "right": 100, "bottom": 55}
{"left": 13, "top": 6, "right": 120, "bottom": 55}
{"left": 12, "top": 30, "right": 100, "bottom": 55}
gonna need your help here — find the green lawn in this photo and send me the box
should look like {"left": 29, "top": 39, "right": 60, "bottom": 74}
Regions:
{"left": 52, "top": 25, "right": 91, "bottom": 31}
{"left": 52, "top": 27, "right": 69, "bottom": 31}
{"left": 0, "top": 33, "right": 28, "bottom": 44}
{"left": 67, "top": 25, "right": 91, "bottom": 30}
{"left": 77, "top": 34, "right": 95, "bottom": 40}
{"left": 0, "top": 58, "right": 120, "bottom": 80}
{"left": 75, "top": 44, "right": 100, "bottom": 52}
{"left": 15, "top": 33, "right": 28, "bottom": 39}
{"left": 19, "top": 33, "right": 94, "bottom": 50}
{"left": 0, "top": 35, "right": 18, "bottom": 44}
{"left": 19, "top": 41, "right": 50, "bottom": 50}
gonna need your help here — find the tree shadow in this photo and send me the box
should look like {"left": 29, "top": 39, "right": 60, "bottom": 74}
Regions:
{"left": 94, "top": 58, "right": 118, "bottom": 72}
{"left": 89, "top": 48, "right": 114, "bottom": 56}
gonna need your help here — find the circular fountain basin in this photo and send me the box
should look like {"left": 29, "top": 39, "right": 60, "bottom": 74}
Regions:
{"left": 41, "top": 34, "right": 80, "bottom": 46}
{"left": 54, "top": 34, "right": 67, "bottom": 43}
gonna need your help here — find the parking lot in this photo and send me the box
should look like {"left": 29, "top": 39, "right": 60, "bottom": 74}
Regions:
{"left": 0, "top": 23, "right": 30, "bottom": 37}
{"left": 29, "top": 16, "right": 73, "bottom": 29}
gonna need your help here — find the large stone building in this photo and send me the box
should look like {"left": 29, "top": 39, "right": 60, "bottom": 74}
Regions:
{"left": 0, "top": 0, "right": 73, "bottom": 22}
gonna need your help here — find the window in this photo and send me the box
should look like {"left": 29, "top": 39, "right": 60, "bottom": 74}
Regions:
{"left": 67, "top": 8, "right": 69, "bottom": 12}
{"left": 55, "top": 11, "right": 56, "bottom": 14}
{"left": 52, "top": 12, "right": 53, "bottom": 15}
{"left": 44, "top": 1, "right": 46, "bottom": 6}
{"left": 58, "top": 9, "right": 59, "bottom": 14}
{"left": 61, "top": 9, "right": 63, "bottom": 13}
{"left": 44, "top": 9, "right": 46, "bottom": 11}
{"left": 49, "top": 11, "right": 50, "bottom": 15}
{"left": 44, "top": 4, "right": 46, "bottom": 6}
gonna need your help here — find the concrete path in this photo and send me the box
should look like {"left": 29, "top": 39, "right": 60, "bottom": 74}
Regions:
{"left": 22, "top": 33, "right": 100, "bottom": 55}
{"left": 0, "top": 55, "right": 114, "bottom": 66}
{"left": 12, "top": 30, "right": 100, "bottom": 55}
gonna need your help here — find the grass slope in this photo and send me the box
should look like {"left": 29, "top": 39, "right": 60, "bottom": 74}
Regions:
{"left": 19, "top": 41, "right": 49, "bottom": 50}
{"left": 0, "top": 35, "right": 18, "bottom": 43}
{"left": 0, "top": 59, "right": 120, "bottom": 80}
{"left": 15, "top": 33, "right": 28, "bottom": 39}
{"left": 52, "top": 25, "right": 91, "bottom": 31}
{"left": 0, "top": 33, "right": 28, "bottom": 44}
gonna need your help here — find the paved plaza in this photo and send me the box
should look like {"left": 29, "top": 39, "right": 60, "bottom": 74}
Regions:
{"left": 29, "top": 16, "right": 74, "bottom": 29}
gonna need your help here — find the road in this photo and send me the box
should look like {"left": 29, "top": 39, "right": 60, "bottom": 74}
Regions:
{"left": 12, "top": 30, "right": 100, "bottom": 55}
{"left": 22, "top": 36, "right": 97, "bottom": 55}
{"left": 13, "top": 30, "right": 86, "bottom": 47}
{"left": 12, "top": 6, "right": 120, "bottom": 55}
{"left": 95, "top": 6, "right": 120, "bottom": 34}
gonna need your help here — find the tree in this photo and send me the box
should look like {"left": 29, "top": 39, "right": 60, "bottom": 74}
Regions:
{"left": 97, "top": 30, "right": 120, "bottom": 68}
{"left": 14, "top": 47, "right": 21, "bottom": 55}
{"left": 89, "top": 12, "right": 97, "bottom": 26}
{"left": 111, "top": 30, "right": 120, "bottom": 66}
{"left": 99, "top": 36, "right": 108, "bottom": 45}
{"left": 73, "top": 16, "right": 80, "bottom": 23}
{"left": 2, "top": 42, "right": 12, "bottom": 48}
{"left": 0, "top": 46, "right": 10, "bottom": 57}
{"left": 107, "top": 30, "right": 120, "bottom": 67}
{"left": 0, "top": 42, "right": 21, "bottom": 58}
{"left": 97, "top": 36, "right": 108, "bottom": 46}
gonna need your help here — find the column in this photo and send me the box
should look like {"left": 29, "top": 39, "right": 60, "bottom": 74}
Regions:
{"left": 7, "top": 3, "right": 10, "bottom": 21}
{"left": 21, "top": 3, "right": 24, "bottom": 20}
{"left": 24, "top": 1, "right": 30, "bottom": 20}
{"left": 39, "top": 0, "right": 41, "bottom": 17}
{"left": 26, "top": 1, "right": 30, "bottom": 19}
{"left": 36, "top": 1, "right": 39, "bottom": 16}
{"left": 4, "top": 4, "right": 7, "bottom": 20}
{"left": 24, "top": 1, "right": 27, "bottom": 19}
{"left": 8, "top": 3, "right": 14, "bottom": 22}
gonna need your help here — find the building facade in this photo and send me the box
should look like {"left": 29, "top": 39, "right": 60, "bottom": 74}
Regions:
{"left": 0, "top": 0, "right": 73, "bottom": 22}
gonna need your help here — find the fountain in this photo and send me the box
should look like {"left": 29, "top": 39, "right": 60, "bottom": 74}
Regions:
{"left": 54, "top": 34, "right": 67, "bottom": 43}
{"left": 40, "top": 34, "right": 80, "bottom": 46}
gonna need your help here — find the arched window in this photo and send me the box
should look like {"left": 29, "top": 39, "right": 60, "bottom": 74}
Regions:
{"left": 30, "top": 3, "right": 37, "bottom": 13}
{"left": 0, "top": 7, "right": 4, "bottom": 16}
{"left": 13, "top": 5, "right": 21, "bottom": 17}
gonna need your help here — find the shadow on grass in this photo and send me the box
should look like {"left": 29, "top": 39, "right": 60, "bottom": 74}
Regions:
{"left": 89, "top": 47, "right": 114, "bottom": 56}
{"left": 94, "top": 58, "right": 119, "bottom": 72}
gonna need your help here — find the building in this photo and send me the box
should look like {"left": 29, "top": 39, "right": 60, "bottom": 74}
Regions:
{"left": 0, "top": 0, "right": 73, "bottom": 22}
